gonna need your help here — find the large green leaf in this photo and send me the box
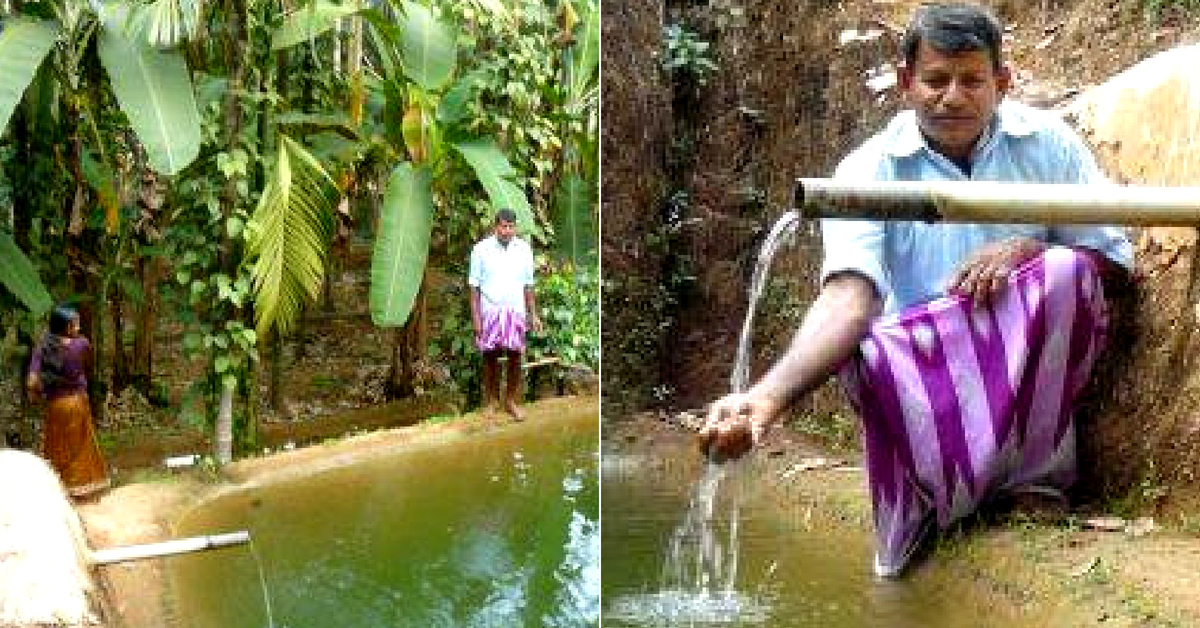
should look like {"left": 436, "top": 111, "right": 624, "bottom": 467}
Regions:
{"left": 370, "top": 162, "right": 432, "bottom": 327}
{"left": 126, "top": 0, "right": 201, "bottom": 47}
{"left": 0, "top": 232, "right": 53, "bottom": 316}
{"left": 552, "top": 174, "right": 596, "bottom": 267}
{"left": 567, "top": 2, "right": 599, "bottom": 106}
{"left": 398, "top": 1, "right": 455, "bottom": 91}
{"left": 245, "top": 136, "right": 341, "bottom": 337}
{"left": 0, "top": 19, "right": 59, "bottom": 134}
{"left": 451, "top": 138, "right": 535, "bottom": 235}
{"left": 98, "top": 26, "right": 201, "bottom": 175}
{"left": 272, "top": 0, "right": 363, "bottom": 51}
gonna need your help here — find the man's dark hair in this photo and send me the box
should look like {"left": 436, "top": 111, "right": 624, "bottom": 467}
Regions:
{"left": 903, "top": 2, "right": 1004, "bottom": 71}
{"left": 495, "top": 208, "right": 517, "bottom": 224}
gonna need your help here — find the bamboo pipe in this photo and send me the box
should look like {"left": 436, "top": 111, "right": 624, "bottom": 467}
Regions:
{"left": 795, "top": 178, "right": 1200, "bottom": 225}
{"left": 90, "top": 530, "right": 251, "bottom": 566}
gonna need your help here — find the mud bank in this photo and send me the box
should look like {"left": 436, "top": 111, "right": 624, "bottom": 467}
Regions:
{"left": 79, "top": 396, "right": 598, "bottom": 628}
{"left": 605, "top": 415, "right": 1200, "bottom": 627}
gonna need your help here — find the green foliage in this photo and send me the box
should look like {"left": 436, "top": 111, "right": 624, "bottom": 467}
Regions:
{"left": 527, "top": 261, "right": 599, "bottom": 370}
{"left": 1142, "top": 0, "right": 1200, "bottom": 20}
{"left": 551, "top": 173, "right": 596, "bottom": 267}
{"left": 245, "top": 135, "right": 341, "bottom": 337}
{"left": 0, "top": 19, "right": 60, "bottom": 133}
{"left": 370, "top": 162, "right": 434, "bottom": 326}
{"left": 0, "top": 231, "right": 53, "bottom": 316}
{"left": 451, "top": 138, "right": 536, "bottom": 235}
{"left": 271, "top": 0, "right": 364, "bottom": 51}
{"left": 430, "top": 260, "right": 598, "bottom": 406}
{"left": 398, "top": 1, "right": 457, "bottom": 91}
{"left": 662, "top": 23, "right": 717, "bottom": 86}
{"left": 97, "top": 17, "right": 201, "bottom": 175}
{"left": 125, "top": 0, "right": 203, "bottom": 47}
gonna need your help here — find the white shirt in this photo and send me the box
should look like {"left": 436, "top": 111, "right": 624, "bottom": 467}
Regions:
{"left": 469, "top": 235, "right": 535, "bottom": 314}
{"left": 821, "top": 100, "right": 1133, "bottom": 315}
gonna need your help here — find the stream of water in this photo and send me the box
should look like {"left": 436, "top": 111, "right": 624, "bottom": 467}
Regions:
{"left": 605, "top": 212, "right": 802, "bottom": 625}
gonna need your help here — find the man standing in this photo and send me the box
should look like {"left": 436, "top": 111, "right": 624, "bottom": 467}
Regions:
{"left": 700, "top": 2, "right": 1132, "bottom": 576}
{"left": 469, "top": 209, "right": 543, "bottom": 418}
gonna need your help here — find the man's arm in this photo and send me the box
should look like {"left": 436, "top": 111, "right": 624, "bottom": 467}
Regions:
{"left": 470, "top": 287, "right": 482, "bottom": 339}
{"left": 699, "top": 271, "right": 882, "bottom": 461}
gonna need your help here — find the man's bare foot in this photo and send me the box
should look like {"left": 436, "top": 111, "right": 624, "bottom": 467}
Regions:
{"left": 504, "top": 401, "right": 524, "bottom": 420}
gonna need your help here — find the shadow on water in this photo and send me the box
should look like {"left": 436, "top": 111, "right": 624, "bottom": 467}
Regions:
{"left": 167, "top": 410, "right": 598, "bottom": 628}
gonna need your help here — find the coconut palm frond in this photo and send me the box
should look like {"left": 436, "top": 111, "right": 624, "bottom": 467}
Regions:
{"left": 245, "top": 135, "right": 341, "bottom": 337}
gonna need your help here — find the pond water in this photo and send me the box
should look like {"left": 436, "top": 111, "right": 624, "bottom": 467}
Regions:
{"left": 601, "top": 441, "right": 1032, "bottom": 628}
{"left": 169, "top": 411, "right": 598, "bottom": 628}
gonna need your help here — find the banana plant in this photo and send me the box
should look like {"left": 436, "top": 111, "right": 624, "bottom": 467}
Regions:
{"left": 0, "top": 0, "right": 202, "bottom": 311}
{"left": 0, "top": 2, "right": 201, "bottom": 176}
{"left": 362, "top": 0, "right": 536, "bottom": 328}
{"left": 552, "top": 0, "right": 599, "bottom": 270}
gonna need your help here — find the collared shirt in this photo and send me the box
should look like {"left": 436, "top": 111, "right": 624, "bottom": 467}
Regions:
{"left": 821, "top": 99, "right": 1134, "bottom": 315}
{"left": 469, "top": 235, "right": 535, "bottom": 314}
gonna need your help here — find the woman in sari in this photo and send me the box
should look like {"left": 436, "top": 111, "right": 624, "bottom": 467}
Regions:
{"left": 25, "top": 304, "right": 110, "bottom": 499}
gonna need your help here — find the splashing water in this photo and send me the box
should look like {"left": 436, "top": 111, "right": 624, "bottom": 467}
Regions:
{"left": 608, "top": 212, "right": 802, "bottom": 626}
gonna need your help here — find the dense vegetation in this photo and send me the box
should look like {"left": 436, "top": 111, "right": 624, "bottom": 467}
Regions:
{"left": 0, "top": 0, "right": 598, "bottom": 463}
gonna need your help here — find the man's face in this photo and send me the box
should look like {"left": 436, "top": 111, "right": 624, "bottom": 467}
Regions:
{"left": 899, "top": 40, "right": 1010, "bottom": 162}
{"left": 494, "top": 219, "right": 517, "bottom": 245}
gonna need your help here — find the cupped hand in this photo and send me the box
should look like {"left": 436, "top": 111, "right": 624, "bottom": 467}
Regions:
{"left": 948, "top": 237, "right": 1046, "bottom": 306}
{"left": 697, "top": 391, "right": 782, "bottom": 463}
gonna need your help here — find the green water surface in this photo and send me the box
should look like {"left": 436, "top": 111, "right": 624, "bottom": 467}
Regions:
{"left": 170, "top": 411, "right": 598, "bottom": 628}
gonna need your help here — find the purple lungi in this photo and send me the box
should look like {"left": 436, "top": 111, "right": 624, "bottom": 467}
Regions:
{"left": 476, "top": 305, "right": 528, "bottom": 353}
{"left": 840, "top": 247, "right": 1108, "bottom": 576}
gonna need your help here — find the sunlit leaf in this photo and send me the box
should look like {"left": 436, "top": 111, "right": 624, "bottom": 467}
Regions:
{"left": 370, "top": 162, "right": 432, "bottom": 327}
{"left": 0, "top": 19, "right": 59, "bottom": 134}
{"left": 272, "top": 0, "right": 363, "bottom": 51}
{"left": 451, "top": 138, "right": 536, "bottom": 236}
{"left": 98, "top": 24, "right": 201, "bottom": 175}
{"left": 245, "top": 135, "right": 341, "bottom": 337}
{"left": 0, "top": 232, "right": 53, "bottom": 316}
{"left": 398, "top": 1, "right": 455, "bottom": 91}
{"left": 552, "top": 173, "right": 596, "bottom": 267}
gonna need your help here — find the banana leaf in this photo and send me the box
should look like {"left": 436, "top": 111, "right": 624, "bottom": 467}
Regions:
{"left": 370, "top": 162, "right": 432, "bottom": 327}
{"left": 0, "top": 19, "right": 59, "bottom": 134}
{"left": 98, "top": 25, "right": 201, "bottom": 175}
{"left": 451, "top": 138, "right": 536, "bottom": 236}
{"left": 0, "top": 232, "right": 53, "bottom": 316}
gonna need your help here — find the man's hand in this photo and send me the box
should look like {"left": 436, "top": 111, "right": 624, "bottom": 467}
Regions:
{"left": 697, "top": 391, "right": 782, "bottom": 463}
{"left": 948, "top": 237, "right": 1046, "bottom": 306}
{"left": 529, "top": 312, "right": 544, "bottom": 335}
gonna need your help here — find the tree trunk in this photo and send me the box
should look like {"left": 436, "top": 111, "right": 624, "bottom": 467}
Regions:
{"left": 270, "top": 332, "right": 284, "bottom": 413}
{"left": 109, "top": 292, "right": 129, "bottom": 394}
{"left": 132, "top": 254, "right": 161, "bottom": 399}
{"left": 214, "top": 0, "right": 248, "bottom": 457}
{"left": 386, "top": 279, "right": 425, "bottom": 398}
{"left": 214, "top": 377, "right": 234, "bottom": 465}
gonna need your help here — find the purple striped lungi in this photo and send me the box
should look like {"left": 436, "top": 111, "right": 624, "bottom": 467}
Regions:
{"left": 840, "top": 247, "right": 1109, "bottom": 576}
{"left": 476, "top": 305, "right": 528, "bottom": 352}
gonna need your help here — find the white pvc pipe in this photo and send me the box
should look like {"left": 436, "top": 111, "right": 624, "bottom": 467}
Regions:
{"left": 797, "top": 178, "right": 1200, "bottom": 225}
{"left": 90, "top": 531, "right": 251, "bottom": 566}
